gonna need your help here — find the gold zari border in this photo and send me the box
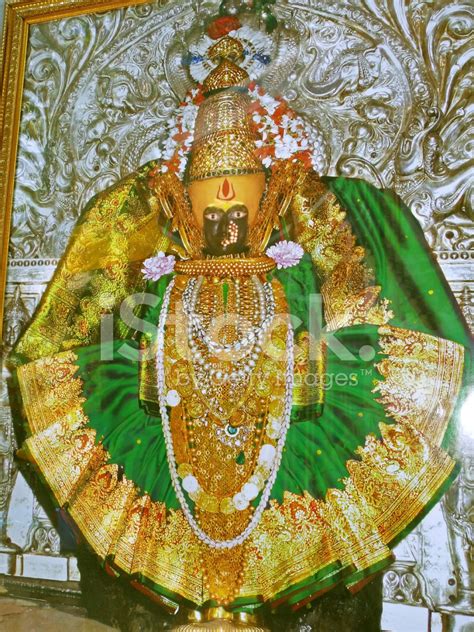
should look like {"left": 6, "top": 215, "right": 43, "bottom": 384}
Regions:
{"left": 291, "top": 173, "right": 394, "bottom": 331}
{"left": 16, "top": 322, "right": 464, "bottom": 606}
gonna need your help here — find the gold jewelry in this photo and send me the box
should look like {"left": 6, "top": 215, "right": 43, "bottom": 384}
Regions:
{"left": 164, "top": 277, "right": 289, "bottom": 519}
{"left": 187, "top": 33, "right": 263, "bottom": 183}
{"left": 151, "top": 170, "right": 204, "bottom": 257}
{"left": 248, "top": 159, "right": 306, "bottom": 254}
{"left": 175, "top": 256, "right": 275, "bottom": 277}
{"left": 208, "top": 37, "right": 245, "bottom": 65}
{"left": 203, "top": 36, "right": 248, "bottom": 93}
{"left": 188, "top": 90, "right": 263, "bottom": 183}
{"left": 203, "top": 59, "right": 249, "bottom": 93}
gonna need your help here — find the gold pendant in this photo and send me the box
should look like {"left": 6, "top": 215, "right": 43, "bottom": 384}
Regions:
{"left": 172, "top": 608, "right": 269, "bottom": 631}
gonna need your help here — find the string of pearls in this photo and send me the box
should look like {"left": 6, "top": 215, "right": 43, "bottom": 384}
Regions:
{"left": 156, "top": 279, "right": 295, "bottom": 549}
{"left": 182, "top": 275, "right": 275, "bottom": 357}
{"left": 182, "top": 275, "right": 276, "bottom": 417}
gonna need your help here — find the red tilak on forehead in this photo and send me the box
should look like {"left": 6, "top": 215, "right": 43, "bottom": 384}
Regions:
{"left": 217, "top": 178, "right": 236, "bottom": 201}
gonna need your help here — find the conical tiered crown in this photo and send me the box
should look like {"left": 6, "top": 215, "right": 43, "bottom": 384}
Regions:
{"left": 186, "top": 36, "right": 264, "bottom": 183}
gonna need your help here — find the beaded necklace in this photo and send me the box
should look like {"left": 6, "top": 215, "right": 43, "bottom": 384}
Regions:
{"left": 156, "top": 279, "right": 295, "bottom": 549}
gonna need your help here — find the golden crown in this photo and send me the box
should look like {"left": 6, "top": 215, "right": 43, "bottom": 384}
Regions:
{"left": 186, "top": 36, "right": 264, "bottom": 183}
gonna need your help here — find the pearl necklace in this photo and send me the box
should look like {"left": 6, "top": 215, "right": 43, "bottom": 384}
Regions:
{"left": 182, "top": 275, "right": 275, "bottom": 356}
{"left": 156, "top": 279, "right": 295, "bottom": 549}
{"left": 182, "top": 275, "right": 276, "bottom": 418}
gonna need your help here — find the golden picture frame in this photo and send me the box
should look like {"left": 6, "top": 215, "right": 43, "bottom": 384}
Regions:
{"left": 0, "top": 0, "right": 153, "bottom": 337}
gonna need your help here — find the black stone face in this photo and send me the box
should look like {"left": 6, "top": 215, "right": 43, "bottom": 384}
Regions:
{"left": 202, "top": 203, "right": 249, "bottom": 256}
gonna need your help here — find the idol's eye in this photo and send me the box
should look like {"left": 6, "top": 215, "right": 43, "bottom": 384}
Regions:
{"left": 230, "top": 210, "right": 247, "bottom": 219}
{"left": 204, "top": 207, "right": 224, "bottom": 222}
{"left": 228, "top": 206, "right": 248, "bottom": 220}
{"left": 205, "top": 212, "right": 221, "bottom": 221}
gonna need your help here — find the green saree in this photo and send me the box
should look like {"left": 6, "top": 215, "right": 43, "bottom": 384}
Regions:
{"left": 14, "top": 173, "right": 471, "bottom": 614}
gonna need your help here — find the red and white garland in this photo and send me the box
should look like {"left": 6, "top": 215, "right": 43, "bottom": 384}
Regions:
{"left": 248, "top": 83, "right": 327, "bottom": 173}
{"left": 158, "top": 88, "right": 203, "bottom": 176}
{"left": 154, "top": 83, "right": 327, "bottom": 179}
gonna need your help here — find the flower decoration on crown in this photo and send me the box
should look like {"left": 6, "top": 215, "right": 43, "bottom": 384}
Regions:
{"left": 153, "top": 88, "right": 203, "bottom": 179}
{"left": 152, "top": 82, "right": 327, "bottom": 181}
{"left": 248, "top": 83, "right": 327, "bottom": 173}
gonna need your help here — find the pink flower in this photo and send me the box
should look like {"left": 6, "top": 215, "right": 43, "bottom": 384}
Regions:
{"left": 142, "top": 252, "right": 176, "bottom": 281}
{"left": 266, "top": 240, "right": 304, "bottom": 269}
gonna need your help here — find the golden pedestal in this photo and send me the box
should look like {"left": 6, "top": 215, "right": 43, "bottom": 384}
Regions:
{"left": 172, "top": 608, "right": 269, "bottom": 631}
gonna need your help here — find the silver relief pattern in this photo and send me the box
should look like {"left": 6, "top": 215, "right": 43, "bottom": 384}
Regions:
{"left": 2, "top": 0, "right": 473, "bottom": 620}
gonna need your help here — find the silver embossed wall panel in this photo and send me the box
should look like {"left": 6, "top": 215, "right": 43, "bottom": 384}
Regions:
{"left": 2, "top": 0, "right": 473, "bottom": 619}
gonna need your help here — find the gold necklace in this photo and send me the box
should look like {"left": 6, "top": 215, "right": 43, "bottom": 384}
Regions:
{"left": 175, "top": 256, "right": 275, "bottom": 278}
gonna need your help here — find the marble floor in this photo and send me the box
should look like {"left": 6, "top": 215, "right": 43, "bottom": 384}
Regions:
{"left": 0, "top": 596, "right": 115, "bottom": 632}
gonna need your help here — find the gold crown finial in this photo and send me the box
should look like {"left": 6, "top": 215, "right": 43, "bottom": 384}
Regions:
{"left": 203, "top": 36, "right": 249, "bottom": 93}
{"left": 187, "top": 36, "right": 263, "bottom": 182}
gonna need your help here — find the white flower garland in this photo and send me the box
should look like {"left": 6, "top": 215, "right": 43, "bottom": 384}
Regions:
{"left": 156, "top": 279, "right": 295, "bottom": 549}
{"left": 159, "top": 90, "right": 200, "bottom": 177}
{"left": 248, "top": 85, "right": 328, "bottom": 173}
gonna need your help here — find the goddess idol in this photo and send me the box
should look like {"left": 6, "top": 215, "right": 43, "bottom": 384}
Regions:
{"left": 10, "top": 7, "right": 471, "bottom": 632}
